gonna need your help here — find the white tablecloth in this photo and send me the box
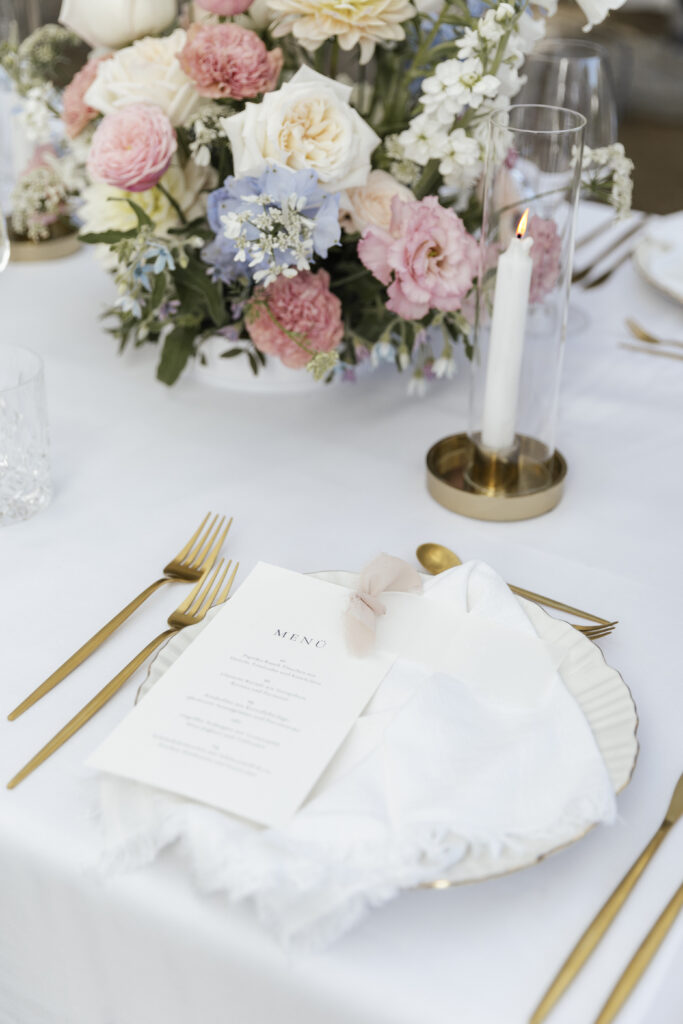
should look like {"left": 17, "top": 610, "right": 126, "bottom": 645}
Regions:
{"left": 1, "top": 205, "right": 682, "bottom": 1024}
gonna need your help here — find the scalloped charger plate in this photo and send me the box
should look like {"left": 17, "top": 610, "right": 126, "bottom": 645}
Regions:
{"left": 139, "top": 570, "right": 638, "bottom": 886}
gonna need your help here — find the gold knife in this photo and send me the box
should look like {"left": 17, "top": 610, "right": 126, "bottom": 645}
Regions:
{"left": 530, "top": 772, "right": 683, "bottom": 1023}
{"left": 593, "top": 881, "right": 683, "bottom": 1024}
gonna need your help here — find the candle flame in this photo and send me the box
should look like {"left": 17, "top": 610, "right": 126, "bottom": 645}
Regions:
{"left": 516, "top": 208, "right": 530, "bottom": 238}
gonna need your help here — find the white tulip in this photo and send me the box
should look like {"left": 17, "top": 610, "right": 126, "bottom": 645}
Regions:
{"left": 59, "top": 0, "right": 177, "bottom": 50}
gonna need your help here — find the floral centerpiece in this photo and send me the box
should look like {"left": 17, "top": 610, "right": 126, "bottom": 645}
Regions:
{"left": 5, "top": 0, "right": 632, "bottom": 387}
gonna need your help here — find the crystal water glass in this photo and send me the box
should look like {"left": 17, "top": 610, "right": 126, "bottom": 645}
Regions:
{"left": 0, "top": 344, "right": 51, "bottom": 524}
{"left": 517, "top": 38, "right": 618, "bottom": 149}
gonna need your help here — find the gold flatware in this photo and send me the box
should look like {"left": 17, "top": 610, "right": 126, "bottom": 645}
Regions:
{"left": 593, "top": 881, "right": 683, "bottom": 1024}
{"left": 8, "top": 512, "right": 232, "bottom": 721}
{"left": 582, "top": 246, "right": 638, "bottom": 290}
{"left": 575, "top": 216, "right": 618, "bottom": 252}
{"left": 572, "top": 219, "right": 645, "bottom": 284}
{"left": 530, "top": 772, "right": 683, "bottom": 1024}
{"left": 619, "top": 342, "right": 683, "bottom": 363}
{"left": 626, "top": 317, "right": 683, "bottom": 351}
{"left": 416, "top": 543, "right": 616, "bottom": 639}
{"left": 7, "top": 558, "right": 239, "bottom": 789}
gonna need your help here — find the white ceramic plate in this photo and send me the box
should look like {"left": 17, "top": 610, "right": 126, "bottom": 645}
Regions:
{"left": 140, "top": 571, "right": 638, "bottom": 885}
{"left": 634, "top": 212, "right": 683, "bottom": 305}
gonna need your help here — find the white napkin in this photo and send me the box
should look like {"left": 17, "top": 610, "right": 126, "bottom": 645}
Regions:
{"left": 97, "top": 562, "right": 616, "bottom": 948}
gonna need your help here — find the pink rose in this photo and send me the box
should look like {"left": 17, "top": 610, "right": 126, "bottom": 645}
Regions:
{"left": 62, "top": 56, "right": 110, "bottom": 139}
{"left": 178, "top": 22, "right": 282, "bottom": 101}
{"left": 195, "top": 0, "right": 253, "bottom": 13}
{"left": 527, "top": 215, "right": 562, "bottom": 303}
{"left": 87, "top": 104, "right": 177, "bottom": 193}
{"left": 358, "top": 196, "right": 478, "bottom": 320}
{"left": 246, "top": 270, "right": 344, "bottom": 369}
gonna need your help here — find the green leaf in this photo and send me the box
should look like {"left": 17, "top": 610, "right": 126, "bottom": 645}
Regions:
{"left": 220, "top": 348, "right": 244, "bottom": 359}
{"left": 79, "top": 229, "right": 137, "bottom": 245}
{"left": 145, "top": 272, "right": 167, "bottom": 316}
{"left": 156, "top": 325, "right": 196, "bottom": 385}
{"left": 173, "top": 256, "right": 226, "bottom": 327}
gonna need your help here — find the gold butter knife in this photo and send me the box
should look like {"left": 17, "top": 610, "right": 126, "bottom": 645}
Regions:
{"left": 593, "top": 881, "right": 683, "bottom": 1024}
{"left": 530, "top": 772, "right": 683, "bottom": 1023}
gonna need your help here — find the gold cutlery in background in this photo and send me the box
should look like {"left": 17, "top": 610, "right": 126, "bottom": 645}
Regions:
{"left": 416, "top": 543, "right": 617, "bottom": 640}
{"left": 619, "top": 343, "right": 683, "bottom": 363}
{"left": 572, "top": 218, "right": 646, "bottom": 284}
{"left": 594, "top": 881, "right": 683, "bottom": 1024}
{"left": 530, "top": 773, "right": 683, "bottom": 1024}
{"left": 574, "top": 217, "right": 618, "bottom": 252}
{"left": 626, "top": 318, "right": 683, "bottom": 352}
{"left": 7, "top": 558, "right": 240, "bottom": 789}
{"left": 8, "top": 512, "right": 232, "bottom": 721}
{"left": 582, "top": 246, "right": 637, "bottom": 290}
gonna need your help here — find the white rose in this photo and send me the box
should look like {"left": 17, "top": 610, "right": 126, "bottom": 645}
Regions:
{"left": 222, "top": 66, "right": 380, "bottom": 191}
{"left": 85, "top": 30, "right": 201, "bottom": 127}
{"left": 59, "top": 0, "right": 177, "bottom": 50}
{"left": 575, "top": 0, "right": 626, "bottom": 29}
{"left": 340, "top": 170, "right": 414, "bottom": 233}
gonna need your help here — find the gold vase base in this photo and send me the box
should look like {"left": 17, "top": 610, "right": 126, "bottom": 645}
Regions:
{"left": 426, "top": 433, "right": 567, "bottom": 522}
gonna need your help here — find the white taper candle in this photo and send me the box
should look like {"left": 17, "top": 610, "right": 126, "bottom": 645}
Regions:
{"left": 481, "top": 211, "right": 534, "bottom": 452}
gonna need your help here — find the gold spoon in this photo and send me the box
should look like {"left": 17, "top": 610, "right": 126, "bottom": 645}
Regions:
{"left": 626, "top": 317, "right": 683, "bottom": 351}
{"left": 416, "top": 543, "right": 614, "bottom": 628}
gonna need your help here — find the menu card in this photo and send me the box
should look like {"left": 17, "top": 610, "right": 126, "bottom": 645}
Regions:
{"left": 88, "top": 563, "right": 396, "bottom": 827}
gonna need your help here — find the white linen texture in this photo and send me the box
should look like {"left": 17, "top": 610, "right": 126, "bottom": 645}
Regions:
{"left": 97, "top": 561, "right": 615, "bottom": 949}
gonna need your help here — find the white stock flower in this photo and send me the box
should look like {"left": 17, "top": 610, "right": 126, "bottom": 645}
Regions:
{"left": 268, "top": 0, "right": 417, "bottom": 65}
{"left": 398, "top": 111, "right": 448, "bottom": 166}
{"left": 420, "top": 58, "right": 500, "bottom": 124}
{"left": 221, "top": 67, "right": 380, "bottom": 191}
{"left": 438, "top": 129, "right": 481, "bottom": 194}
{"left": 59, "top": 0, "right": 176, "bottom": 50}
{"left": 85, "top": 30, "right": 202, "bottom": 127}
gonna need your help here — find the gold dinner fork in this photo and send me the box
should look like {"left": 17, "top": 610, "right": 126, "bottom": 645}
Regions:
{"left": 7, "top": 558, "right": 239, "bottom": 789}
{"left": 8, "top": 512, "right": 232, "bottom": 721}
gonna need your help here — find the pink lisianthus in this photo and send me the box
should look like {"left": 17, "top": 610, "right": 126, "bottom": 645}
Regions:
{"left": 62, "top": 56, "right": 110, "bottom": 139}
{"left": 178, "top": 22, "right": 282, "bottom": 101}
{"left": 195, "top": 0, "right": 253, "bottom": 13}
{"left": 527, "top": 215, "right": 562, "bottom": 303}
{"left": 358, "top": 196, "right": 478, "bottom": 320}
{"left": 246, "top": 270, "right": 344, "bottom": 369}
{"left": 87, "top": 104, "right": 177, "bottom": 193}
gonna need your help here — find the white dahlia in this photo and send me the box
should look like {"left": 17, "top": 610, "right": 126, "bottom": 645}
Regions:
{"left": 268, "top": 0, "right": 417, "bottom": 65}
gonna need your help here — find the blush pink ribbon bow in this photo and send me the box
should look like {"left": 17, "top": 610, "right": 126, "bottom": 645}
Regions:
{"left": 345, "top": 553, "right": 423, "bottom": 656}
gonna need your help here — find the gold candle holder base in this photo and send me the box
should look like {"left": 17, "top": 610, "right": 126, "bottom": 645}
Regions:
{"left": 426, "top": 433, "right": 567, "bottom": 522}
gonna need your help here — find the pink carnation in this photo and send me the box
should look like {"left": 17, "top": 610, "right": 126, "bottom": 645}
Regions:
{"left": 62, "top": 56, "right": 110, "bottom": 139}
{"left": 178, "top": 22, "right": 282, "bottom": 101}
{"left": 246, "top": 270, "right": 344, "bottom": 370}
{"left": 358, "top": 196, "right": 478, "bottom": 320}
{"left": 195, "top": 0, "right": 253, "bottom": 13}
{"left": 87, "top": 104, "right": 177, "bottom": 193}
{"left": 527, "top": 215, "right": 562, "bottom": 303}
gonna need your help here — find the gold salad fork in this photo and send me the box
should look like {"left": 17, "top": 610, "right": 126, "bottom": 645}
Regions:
{"left": 8, "top": 513, "right": 231, "bottom": 721}
{"left": 8, "top": 558, "right": 239, "bottom": 789}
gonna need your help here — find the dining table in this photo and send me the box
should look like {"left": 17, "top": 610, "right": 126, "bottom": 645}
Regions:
{"left": 1, "top": 202, "right": 682, "bottom": 1024}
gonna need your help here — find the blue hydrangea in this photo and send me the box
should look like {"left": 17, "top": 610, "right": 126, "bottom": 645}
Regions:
{"left": 202, "top": 163, "right": 341, "bottom": 286}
